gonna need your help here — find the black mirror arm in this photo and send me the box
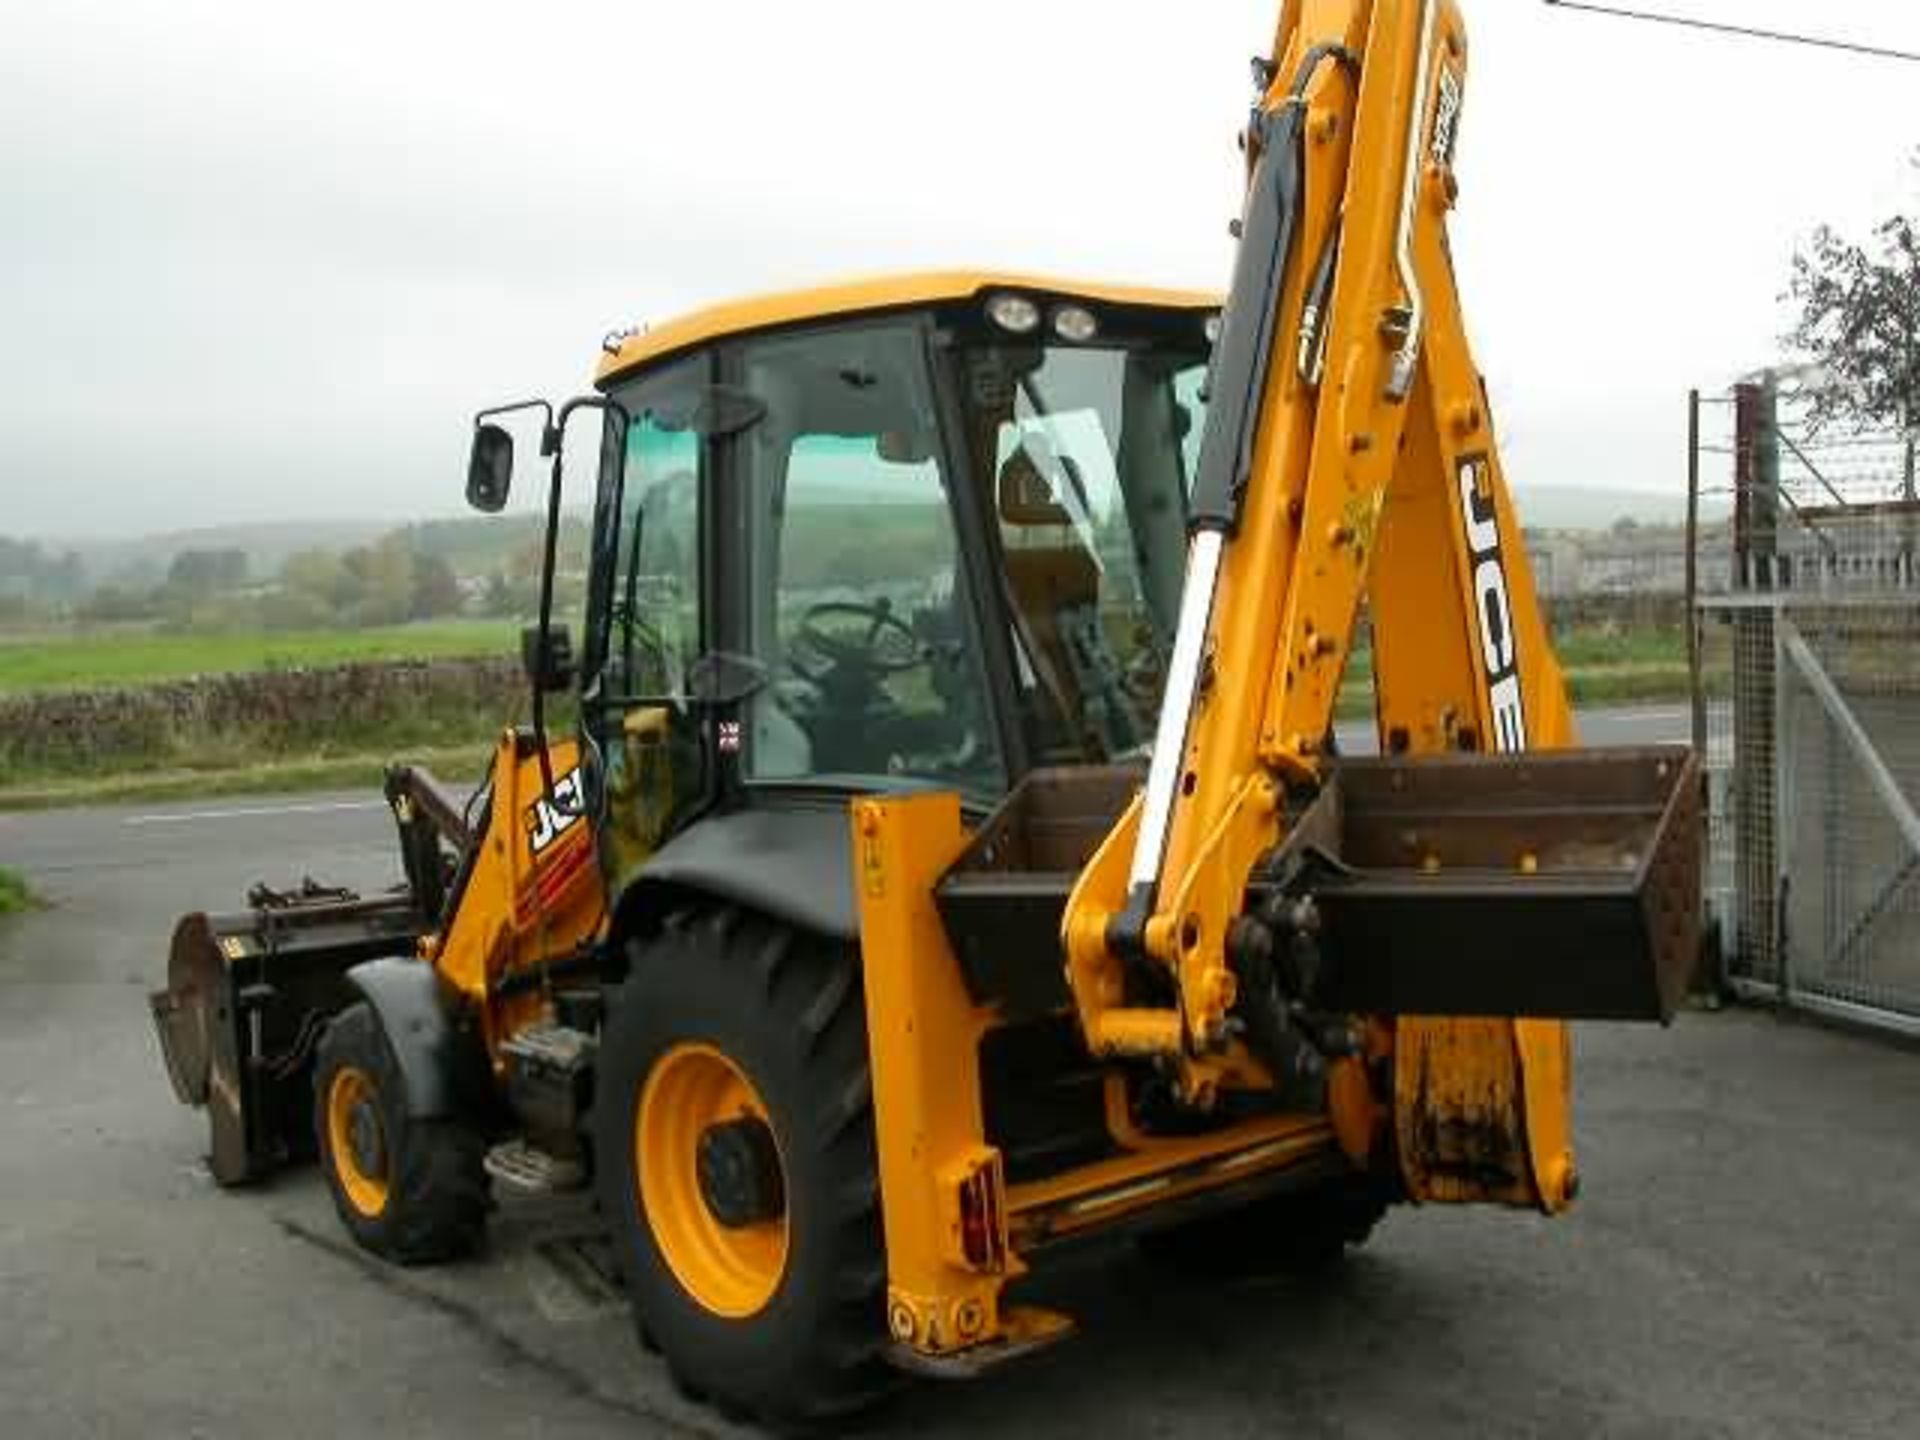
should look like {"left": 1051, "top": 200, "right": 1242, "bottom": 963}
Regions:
{"left": 475, "top": 397, "right": 556, "bottom": 437}
{"left": 531, "top": 449, "right": 568, "bottom": 811}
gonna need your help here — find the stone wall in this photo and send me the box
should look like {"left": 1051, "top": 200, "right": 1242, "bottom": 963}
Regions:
{"left": 0, "top": 657, "right": 525, "bottom": 780}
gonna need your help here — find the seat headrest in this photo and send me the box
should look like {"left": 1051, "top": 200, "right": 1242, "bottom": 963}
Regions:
{"left": 998, "top": 442, "right": 1072, "bottom": 527}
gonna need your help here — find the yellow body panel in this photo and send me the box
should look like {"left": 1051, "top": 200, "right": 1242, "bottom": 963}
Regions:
{"left": 854, "top": 794, "right": 1352, "bottom": 1363}
{"left": 428, "top": 732, "right": 607, "bottom": 1062}
{"left": 596, "top": 270, "right": 1218, "bottom": 384}
{"left": 851, "top": 794, "right": 1019, "bottom": 1356}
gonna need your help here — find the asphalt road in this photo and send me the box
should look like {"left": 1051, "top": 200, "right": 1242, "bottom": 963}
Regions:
{"left": 6, "top": 703, "right": 1918, "bottom": 1438}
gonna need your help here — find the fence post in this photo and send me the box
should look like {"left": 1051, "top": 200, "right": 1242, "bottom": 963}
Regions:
{"left": 1904, "top": 430, "right": 1916, "bottom": 586}
{"left": 1686, "top": 388, "right": 1705, "bottom": 755}
{"left": 1732, "top": 381, "right": 1783, "bottom": 984}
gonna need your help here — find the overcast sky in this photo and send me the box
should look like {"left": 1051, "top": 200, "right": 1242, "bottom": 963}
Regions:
{"left": 3, "top": 0, "right": 1916, "bottom": 540}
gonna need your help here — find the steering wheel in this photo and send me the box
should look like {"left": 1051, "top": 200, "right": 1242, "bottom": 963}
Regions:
{"left": 789, "top": 599, "right": 925, "bottom": 683}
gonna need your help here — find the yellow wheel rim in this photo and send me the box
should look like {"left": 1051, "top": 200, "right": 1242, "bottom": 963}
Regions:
{"left": 637, "top": 1043, "right": 790, "bottom": 1319}
{"left": 326, "top": 1065, "right": 391, "bottom": 1219}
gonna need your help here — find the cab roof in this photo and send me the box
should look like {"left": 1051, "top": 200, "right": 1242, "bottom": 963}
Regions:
{"left": 594, "top": 270, "right": 1220, "bottom": 385}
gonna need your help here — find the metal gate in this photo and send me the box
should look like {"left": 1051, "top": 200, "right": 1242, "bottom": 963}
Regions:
{"left": 1690, "top": 378, "right": 1920, "bottom": 1035}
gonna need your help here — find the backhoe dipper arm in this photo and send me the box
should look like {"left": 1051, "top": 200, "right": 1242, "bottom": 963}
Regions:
{"left": 1061, "top": 0, "right": 1574, "bottom": 1088}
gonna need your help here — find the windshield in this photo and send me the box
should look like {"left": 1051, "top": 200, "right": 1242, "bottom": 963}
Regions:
{"left": 955, "top": 336, "right": 1209, "bottom": 762}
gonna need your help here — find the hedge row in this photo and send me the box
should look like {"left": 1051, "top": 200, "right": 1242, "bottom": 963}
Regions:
{"left": 0, "top": 658, "right": 527, "bottom": 781}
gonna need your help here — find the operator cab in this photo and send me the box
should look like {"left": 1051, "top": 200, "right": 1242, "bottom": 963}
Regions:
{"left": 471, "top": 274, "right": 1217, "bottom": 863}
{"left": 590, "top": 276, "right": 1213, "bottom": 818}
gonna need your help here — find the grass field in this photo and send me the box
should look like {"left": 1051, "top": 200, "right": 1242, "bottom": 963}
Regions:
{"left": 0, "top": 620, "right": 518, "bottom": 694}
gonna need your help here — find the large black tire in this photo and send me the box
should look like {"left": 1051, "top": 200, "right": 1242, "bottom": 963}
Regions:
{"left": 1139, "top": 1172, "right": 1391, "bottom": 1276}
{"left": 312, "top": 1000, "right": 489, "bottom": 1265}
{"left": 594, "top": 906, "right": 891, "bottom": 1430}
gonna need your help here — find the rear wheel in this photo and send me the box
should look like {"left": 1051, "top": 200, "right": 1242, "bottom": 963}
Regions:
{"left": 1139, "top": 1173, "right": 1391, "bottom": 1276}
{"left": 594, "top": 906, "right": 890, "bottom": 1429}
{"left": 313, "top": 1001, "right": 488, "bottom": 1264}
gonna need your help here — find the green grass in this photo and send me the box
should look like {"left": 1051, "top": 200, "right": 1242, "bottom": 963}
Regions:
{"left": 0, "top": 866, "right": 39, "bottom": 913}
{"left": 0, "top": 620, "right": 517, "bottom": 695}
{"left": 1554, "top": 627, "right": 1688, "bottom": 669}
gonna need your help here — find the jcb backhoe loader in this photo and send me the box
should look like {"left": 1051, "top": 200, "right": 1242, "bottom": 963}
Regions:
{"left": 152, "top": 0, "right": 1701, "bottom": 1426}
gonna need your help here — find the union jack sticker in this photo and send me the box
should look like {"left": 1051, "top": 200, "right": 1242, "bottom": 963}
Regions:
{"left": 717, "top": 719, "right": 743, "bottom": 754}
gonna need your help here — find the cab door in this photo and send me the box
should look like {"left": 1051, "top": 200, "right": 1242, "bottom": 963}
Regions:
{"left": 584, "top": 355, "right": 711, "bottom": 891}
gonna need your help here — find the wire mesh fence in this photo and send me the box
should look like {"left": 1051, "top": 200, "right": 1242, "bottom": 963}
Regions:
{"left": 1692, "top": 382, "right": 1919, "bottom": 593}
{"left": 1692, "top": 378, "right": 1920, "bottom": 1034}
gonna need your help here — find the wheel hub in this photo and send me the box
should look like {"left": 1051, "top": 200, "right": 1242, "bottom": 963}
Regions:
{"left": 347, "top": 1098, "right": 386, "bottom": 1178}
{"left": 696, "top": 1116, "right": 785, "bottom": 1228}
{"left": 636, "top": 1042, "right": 791, "bottom": 1318}
{"left": 326, "top": 1064, "right": 391, "bottom": 1219}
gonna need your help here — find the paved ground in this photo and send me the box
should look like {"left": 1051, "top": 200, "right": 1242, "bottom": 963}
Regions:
{"left": 6, "top": 703, "right": 1918, "bottom": 1438}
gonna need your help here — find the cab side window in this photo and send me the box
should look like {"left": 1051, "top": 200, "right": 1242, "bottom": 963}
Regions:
{"left": 606, "top": 386, "right": 701, "bottom": 699}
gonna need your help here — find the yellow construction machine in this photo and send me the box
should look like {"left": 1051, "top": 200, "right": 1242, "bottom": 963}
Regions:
{"left": 152, "top": 0, "right": 1701, "bottom": 1426}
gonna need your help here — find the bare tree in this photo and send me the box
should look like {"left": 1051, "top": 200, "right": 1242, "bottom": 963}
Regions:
{"left": 1787, "top": 153, "right": 1920, "bottom": 506}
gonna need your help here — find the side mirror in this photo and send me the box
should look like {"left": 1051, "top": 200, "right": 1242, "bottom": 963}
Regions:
{"left": 521, "top": 622, "right": 576, "bottom": 694}
{"left": 467, "top": 423, "right": 514, "bottom": 513}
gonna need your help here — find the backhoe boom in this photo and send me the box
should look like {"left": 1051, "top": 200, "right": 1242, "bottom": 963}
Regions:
{"left": 1062, "top": 0, "right": 1685, "bottom": 1100}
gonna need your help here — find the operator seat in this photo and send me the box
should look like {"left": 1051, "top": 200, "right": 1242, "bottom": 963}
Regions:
{"left": 997, "top": 445, "right": 1097, "bottom": 743}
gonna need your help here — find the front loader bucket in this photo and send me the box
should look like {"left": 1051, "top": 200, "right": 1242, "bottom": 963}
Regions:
{"left": 1297, "top": 745, "right": 1702, "bottom": 1022}
{"left": 150, "top": 882, "right": 424, "bottom": 1185}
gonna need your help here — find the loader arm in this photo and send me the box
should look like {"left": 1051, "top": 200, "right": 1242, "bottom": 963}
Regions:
{"left": 1061, "top": 0, "right": 1694, "bottom": 1115}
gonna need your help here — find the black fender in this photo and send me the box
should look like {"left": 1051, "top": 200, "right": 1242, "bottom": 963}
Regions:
{"left": 612, "top": 805, "right": 859, "bottom": 944}
{"left": 343, "top": 957, "right": 487, "bottom": 1119}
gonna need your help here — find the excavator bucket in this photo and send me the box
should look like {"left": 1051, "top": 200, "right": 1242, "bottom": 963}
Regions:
{"left": 150, "top": 882, "right": 425, "bottom": 1185}
{"left": 940, "top": 745, "right": 1701, "bottom": 1028}
{"left": 1289, "top": 744, "right": 1703, "bottom": 1023}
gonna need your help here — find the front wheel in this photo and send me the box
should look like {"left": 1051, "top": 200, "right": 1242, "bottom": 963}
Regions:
{"left": 313, "top": 1001, "right": 488, "bottom": 1264}
{"left": 594, "top": 907, "right": 891, "bottom": 1428}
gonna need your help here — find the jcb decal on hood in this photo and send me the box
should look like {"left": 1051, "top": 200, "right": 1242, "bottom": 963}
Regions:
{"left": 526, "top": 767, "right": 584, "bottom": 856}
{"left": 1457, "top": 456, "right": 1526, "bottom": 752}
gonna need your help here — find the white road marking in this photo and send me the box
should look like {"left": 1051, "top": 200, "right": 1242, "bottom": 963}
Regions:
{"left": 123, "top": 800, "right": 385, "bottom": 827}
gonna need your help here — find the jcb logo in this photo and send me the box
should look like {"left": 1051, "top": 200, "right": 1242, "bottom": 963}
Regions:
{"left": 526, "top": 767, "right": 584, "bottom": 856}
{"left": 1457, "top": 457, "right": 1526, "bottom": 752}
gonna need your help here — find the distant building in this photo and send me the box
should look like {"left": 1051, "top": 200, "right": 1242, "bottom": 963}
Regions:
{"left": 1523, "top": 524, "right": 1730, "bottom": 597}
